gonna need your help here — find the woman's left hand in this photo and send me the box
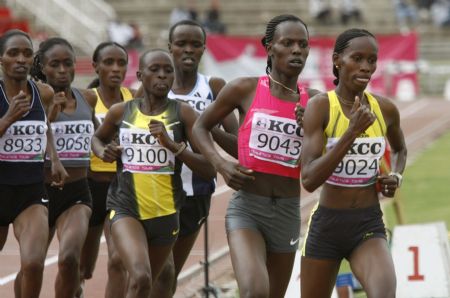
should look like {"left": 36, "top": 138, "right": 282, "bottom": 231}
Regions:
{"left": 149, "top": 119, "right": 174, "bottom": 149}
{"left": 377, "top": 174, "right": 398, "bottom": 198}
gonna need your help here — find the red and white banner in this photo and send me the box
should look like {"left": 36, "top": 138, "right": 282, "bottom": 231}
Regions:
{"left": 203, "top": 32, "right": 418, "bottom": 98}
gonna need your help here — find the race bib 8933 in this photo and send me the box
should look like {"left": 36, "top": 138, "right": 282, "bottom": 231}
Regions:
{"left": 0, "top": 120, "right": 47, "bottom": 162}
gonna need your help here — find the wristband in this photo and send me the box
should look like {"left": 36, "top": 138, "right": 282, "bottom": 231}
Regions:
{"left": 173, "top": 141, "right": 187, "bottom": 157}
{"left": 389, "top": 172, "right": 403, "bottom": 188}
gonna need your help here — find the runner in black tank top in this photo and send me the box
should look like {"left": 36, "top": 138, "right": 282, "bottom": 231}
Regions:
{"left": 92, "top": 49, "right": 215, "bottom": 298}
{"left": 30, "top": 37, "right": 97, "bottom": 298}
{"left": 0, "top": 29, "right": 67, "bottom": 298}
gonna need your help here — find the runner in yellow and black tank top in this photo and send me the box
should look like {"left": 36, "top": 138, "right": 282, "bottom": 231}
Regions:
{"left": 300, "top": 28, "right": 407, "bottom": 298}
{"left": 91, "top": 50, "right": 215, "bottom": 297}
{"left": 107, "top": 98, "right": 185, "bottom": 219}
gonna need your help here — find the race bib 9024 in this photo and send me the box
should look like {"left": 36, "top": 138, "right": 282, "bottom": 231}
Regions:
{"left": 120, "top": 127, "right": 175, "bottom": 174}
{"left": 249, "top": 112, "right": 302, "bottom": 168}
{"left": 326, "top": 137, "right": 386, "bottom": 186}
{"left": 0, "top": 120, "right": 47, "bottom": 162}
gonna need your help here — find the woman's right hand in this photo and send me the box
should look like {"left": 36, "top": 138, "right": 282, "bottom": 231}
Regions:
{"left": 53, "top": 91, "right": 68, "bottom": 108}
{"left": 101, "top": 140, "right": 123, "bottom": 162}
{"left": 48, "top": 91, "right": 68, "bottom": 121}
{"left": 349, "top": 96, "right": 376, "bottom": 136}
{"left": 4, "top": 91, "right": 30, "bottom": 124}
{"left": 218, "top": 161, "right": 255, "bottom": 190}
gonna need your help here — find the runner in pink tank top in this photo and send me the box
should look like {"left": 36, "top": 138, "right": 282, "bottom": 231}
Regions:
{"left": 238, "top": 75, "right": 309, "bottom": 179}
{"left": 193, "top": 14, "right": 320, "bottom": 298}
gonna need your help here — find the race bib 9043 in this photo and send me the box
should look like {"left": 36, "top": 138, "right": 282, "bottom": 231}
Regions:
{"left": 120, "top": 127, "right": 175, "bottom": 174}
{"left": 326, "top": 137, "right": 386, "bottom": 186}
{"left": 249, "top": 112, "right": 302, "bottom": 168}
{"left": 51, "top": 120, "right": 94, "bottom": 161}
{"left": 0, "top": 120, "right": 47, "bottom": 162}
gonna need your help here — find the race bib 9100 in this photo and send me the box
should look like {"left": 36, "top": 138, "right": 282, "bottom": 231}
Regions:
{"left": 51, "top": 120, "right": 94, "bottom": 161}
{"left": 249, "top": 112, "right": 302, "bottom": 168}
{"left": 0, "top": 120, "right": 47, "bottom": 162}
{"left": 326, "top": 137, "right": 386, "bottom": 186}
{"left": 120, "top": 127, "right": 175, "bottom": 174}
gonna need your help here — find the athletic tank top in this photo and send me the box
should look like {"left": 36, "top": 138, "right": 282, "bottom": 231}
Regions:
{"left": 168, "top": 73, "right": 215, "bottom": 196}
{"left": 324, "top": 90, "right": 387, "bottom": 187}
{"left": 107, "top": 99, "right": 185, "bottom": 220}
{"left": 47, "top": 88, "right": 94, "bottom": 168}
{"left": 90, "top": 87, "right": 133, "bottom": 172}
{"left": 238, "top": 76, "right": 309, "bottom": 179}
{"left": 0, "top": 80, "right": 48, "bottom": 185}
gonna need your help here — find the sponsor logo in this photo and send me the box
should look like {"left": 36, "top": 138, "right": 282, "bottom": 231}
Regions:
{"left": 290, "top": 237, "right": 300, "bottom": 246}
{"left": 41, "top": 198, "right": 49, "bottom": 203}
{"left": 363, "top": 232, "right": 374, "bottom": 240}
{"left": 197, "top": 216, "right": 206, "bottom": 225}
{"left": 172, "top": 228, "right": 180, "bottom": 236}
{"left": 347, "top": 142, "right": 382, "bottom": 155}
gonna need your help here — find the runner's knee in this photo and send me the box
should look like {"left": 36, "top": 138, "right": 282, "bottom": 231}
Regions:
{"left": 129, "top": 265, "right": 152, "bottom": 293}
{"left": 58, "top": 250, "right": 79, "bottom": 274}
{"left": 157, "top": 260, "right": 176, "bottom": 288}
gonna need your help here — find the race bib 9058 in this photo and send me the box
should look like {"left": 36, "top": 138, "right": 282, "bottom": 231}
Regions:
{"left": 51, "top": 120, "right": 94, "bottom": 161}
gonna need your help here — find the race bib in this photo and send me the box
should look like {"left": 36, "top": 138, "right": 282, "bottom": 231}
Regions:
{"left": 249, "top": 112, "right": 302, "bottom": 168}
{"left": 0, "top": 120, "right": 47, "bottom": 162}
{"left": 51, "top": 120, "right": 94, "bottom": 161}
{"left": 326, "top": 137, "right": 386, "bottom": 186}
{"left": 120, "top": 127, "right": 175, "bottom": 174}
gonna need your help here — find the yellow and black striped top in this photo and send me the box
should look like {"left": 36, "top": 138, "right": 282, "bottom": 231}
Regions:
{"left": 106, "top": 99, "right": 186, "bottom": 220}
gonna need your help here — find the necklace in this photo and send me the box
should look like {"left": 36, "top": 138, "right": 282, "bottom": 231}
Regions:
{"left": 268, "top": 74, "right": 298, "bottom": 94}
{"left": 335, "top": 92, "right": 364, "bottom": 107}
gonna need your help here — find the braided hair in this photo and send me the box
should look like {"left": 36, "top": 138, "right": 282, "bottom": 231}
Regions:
{"left": 0, "top": 29, "right": 32, "bottom": 55}
{"left": 87, "top": 41, "right": 128, "bottom": 88}
{"left": 332, "top": 28, "right": 375, "bottom": 86}
{"left": 168, "top": 19, "right": 206, "bottom": 43}
{"left": 261, "top": 14, "right": 308, "bottom": 75}
{"left": 30, "top": 37, "right": 74, "bottom": 83}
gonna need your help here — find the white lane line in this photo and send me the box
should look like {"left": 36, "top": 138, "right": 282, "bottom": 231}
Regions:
{"left": 406, "top": 113, "right": 450, "bottom": 147}
{"left": 399, "top": 100, "right": 429, "bottom": 120}
{"left": 213, "top": 185, "right": 231, "bottom": 196}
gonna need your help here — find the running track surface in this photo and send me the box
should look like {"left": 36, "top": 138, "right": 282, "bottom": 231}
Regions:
{"left": 1, "top": 98, "right": 450, "bottom": 298}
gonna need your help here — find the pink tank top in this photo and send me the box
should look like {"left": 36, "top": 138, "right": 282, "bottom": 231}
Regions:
{"left": 238, "top": 76, "right": 309, "bottom": 179}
